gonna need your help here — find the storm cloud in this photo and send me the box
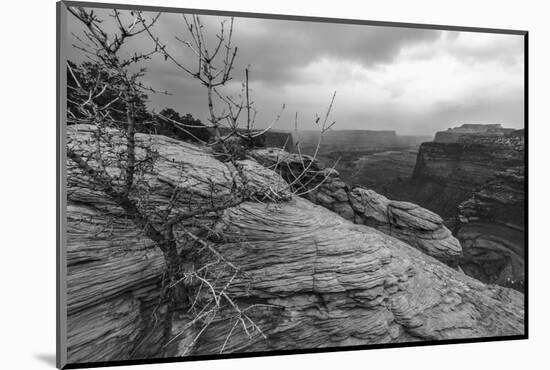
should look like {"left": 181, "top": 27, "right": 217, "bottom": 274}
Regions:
{"left": 66, "top": 7, "right": 524, "bottom": 135}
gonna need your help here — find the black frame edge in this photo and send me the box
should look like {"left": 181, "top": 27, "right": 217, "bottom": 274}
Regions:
{"left": 523, "top": 32, "right": 529, "bottom": 339}
{"left": 56, "top": 2, "right": 61, "bottom": 368}
{"left": 60, "top": 0, "right": 528, "bottom": 35}
{"left": 57, "top": 1, "right": 69, "bottom": 369}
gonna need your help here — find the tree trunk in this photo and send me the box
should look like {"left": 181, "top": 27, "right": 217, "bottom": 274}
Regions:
{"left": 160, "top": 227, "right": 187, "bottom": 349}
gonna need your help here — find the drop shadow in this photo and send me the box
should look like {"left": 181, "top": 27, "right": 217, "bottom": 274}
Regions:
{"left": 34, "top": 353, "right": 56, "bottom": 367}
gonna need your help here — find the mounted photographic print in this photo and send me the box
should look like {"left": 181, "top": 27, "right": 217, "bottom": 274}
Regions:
{"left": 56, "top": 1, "right": 528, "bottom": 368}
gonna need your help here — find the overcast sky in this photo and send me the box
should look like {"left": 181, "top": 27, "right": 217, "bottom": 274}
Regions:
{"left": 67, "top": 8, "right": 525, "bottom": 135}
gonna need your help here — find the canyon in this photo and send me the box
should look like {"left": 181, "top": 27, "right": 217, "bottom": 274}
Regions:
{"left": 410, "top": 125, "right": 525, "bottom": 290}
{"left": 65, "top": 124, "right": 524, "bottom": 364}
{"left": 306, "top": 124, "right": 525, "bottom": 290}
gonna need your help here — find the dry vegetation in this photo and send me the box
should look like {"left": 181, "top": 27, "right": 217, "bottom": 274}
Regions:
{"left": 66, "top": 6, "right": 338, "bottom": 355}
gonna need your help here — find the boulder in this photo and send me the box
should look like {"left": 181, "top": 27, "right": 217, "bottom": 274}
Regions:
{"left": 349, "top": 188, "right": 462, "bottom": 261}
{"left": 251, "top": 148, "right": 461, "bottom": 262}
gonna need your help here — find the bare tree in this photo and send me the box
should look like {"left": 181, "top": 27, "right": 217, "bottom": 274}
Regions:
{"left": 140, "top": 12, "right": 339, "bottom": 194}
{"left": 67, "top": 7, "right": 339, "bottom": 358}
{"left": 140, "top": 13, "right": 286, "bottom": 156}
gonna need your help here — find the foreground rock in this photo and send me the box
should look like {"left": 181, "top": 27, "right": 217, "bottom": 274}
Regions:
{"left": 66, "top": 125, "right": 290, "bottom": 363}
{"left": 250, "top": 148, "right": 461, "bottom": 262}
{"left": 66, "top": 126, "right": 524, "bottom": 363}
{"left": 190, "top": 198, "right": 522, "bottom": 355}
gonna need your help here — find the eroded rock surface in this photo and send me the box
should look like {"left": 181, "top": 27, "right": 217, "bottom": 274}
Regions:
{"left": 250, "top": 148, "right": 461, "bottom": 262}
{"left": 456, "top": 167, "right": 525, "bottom": 290}
{"left": 349, "top": 189, "right": 461, "bottom": 261}
{"left": 434, "top": 124, "right": 518, "bottom": 143}
{"left": 66, "top": 126, "right": 524, "bottom": 363}
{"left": 66, "top": 125, "right": 290, "bottom": 362}
{"left": 411, "top": 128, "right": 524, "bottom": 218}
{"left": 189, "top": 198, "right": 522, "bottom": 355}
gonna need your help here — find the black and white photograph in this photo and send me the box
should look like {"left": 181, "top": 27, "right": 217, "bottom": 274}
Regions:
{"left": 57, "top": 1, "right": 526, "bottom": 368}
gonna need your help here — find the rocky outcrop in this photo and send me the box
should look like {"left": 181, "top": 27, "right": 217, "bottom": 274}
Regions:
{"left": 411, "top": 128, "right": 524, "bottom": 217}
{"left": 188, "top": 198, "right": 523, "bottom": 355}
{"left": 65, "top": 125, "right": 524, "bottom": 364}
{"left": 410, "top": 127, "right": 525, "bottom": 289}
{"left": 250, "top": 148, "right": 461, "bottom": 263}
{"left": 66, "top": 125, "right": 290, "bottom": 363}
{"left": 349, "top": 189, "right": 461, "bottom": 261}
{"left": 434, "top": 124, "right": 517, "bottom": 143}
{"left": 456, "top": 167, "right": 525, "bottom": 290}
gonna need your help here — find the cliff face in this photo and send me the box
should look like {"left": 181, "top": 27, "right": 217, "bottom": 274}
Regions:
{"left": 410, "top": 127, "right": 525, "bottom": 289}
{"left": 413, "top": 133, "right": 523, "bottom": 194}
{"left": 433, "top": 123, "right": 517, "bottom": 143}
{"left": 457, "top": 167, "right": 525, "bottom": 290}
{"left": 66, "top": 125, "right": 524, "bottom": 364}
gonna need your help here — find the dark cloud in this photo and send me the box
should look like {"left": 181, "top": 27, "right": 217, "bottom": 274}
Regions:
{"left": 66, "top": 6, "right": 524, "bottom": 135}
{"left": 409, "top": 30, "right": 524, "bottom": 67}
{"left": 226, "top": 18, "right": 443, "bottom": 84}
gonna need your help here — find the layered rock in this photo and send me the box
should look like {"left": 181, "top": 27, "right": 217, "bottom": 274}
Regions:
{"left": 65, "top": 126, "right": 524, "bottom": 364}
{"left": 410, "top": 126, "right": 525, "bottom": 289}
{"left": 434, "top": 124, "right": 517, "bottom": 143}
{"left": 411, "top": 128, "right": 524, "bottom": 218}
{"left": 250, "top": 148, "right": 461, "bottom": 262}
{"left": 349, "top": 189, "right": 461, "bottom": 261}
{"left": 66, "top": 125, "right": 290, "bottom": 363}
{"left": 189, "top": 198, "right": 523, "bottom": 355}
{"left": 456, "top": 167, "right": 525, "bottom": 290}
